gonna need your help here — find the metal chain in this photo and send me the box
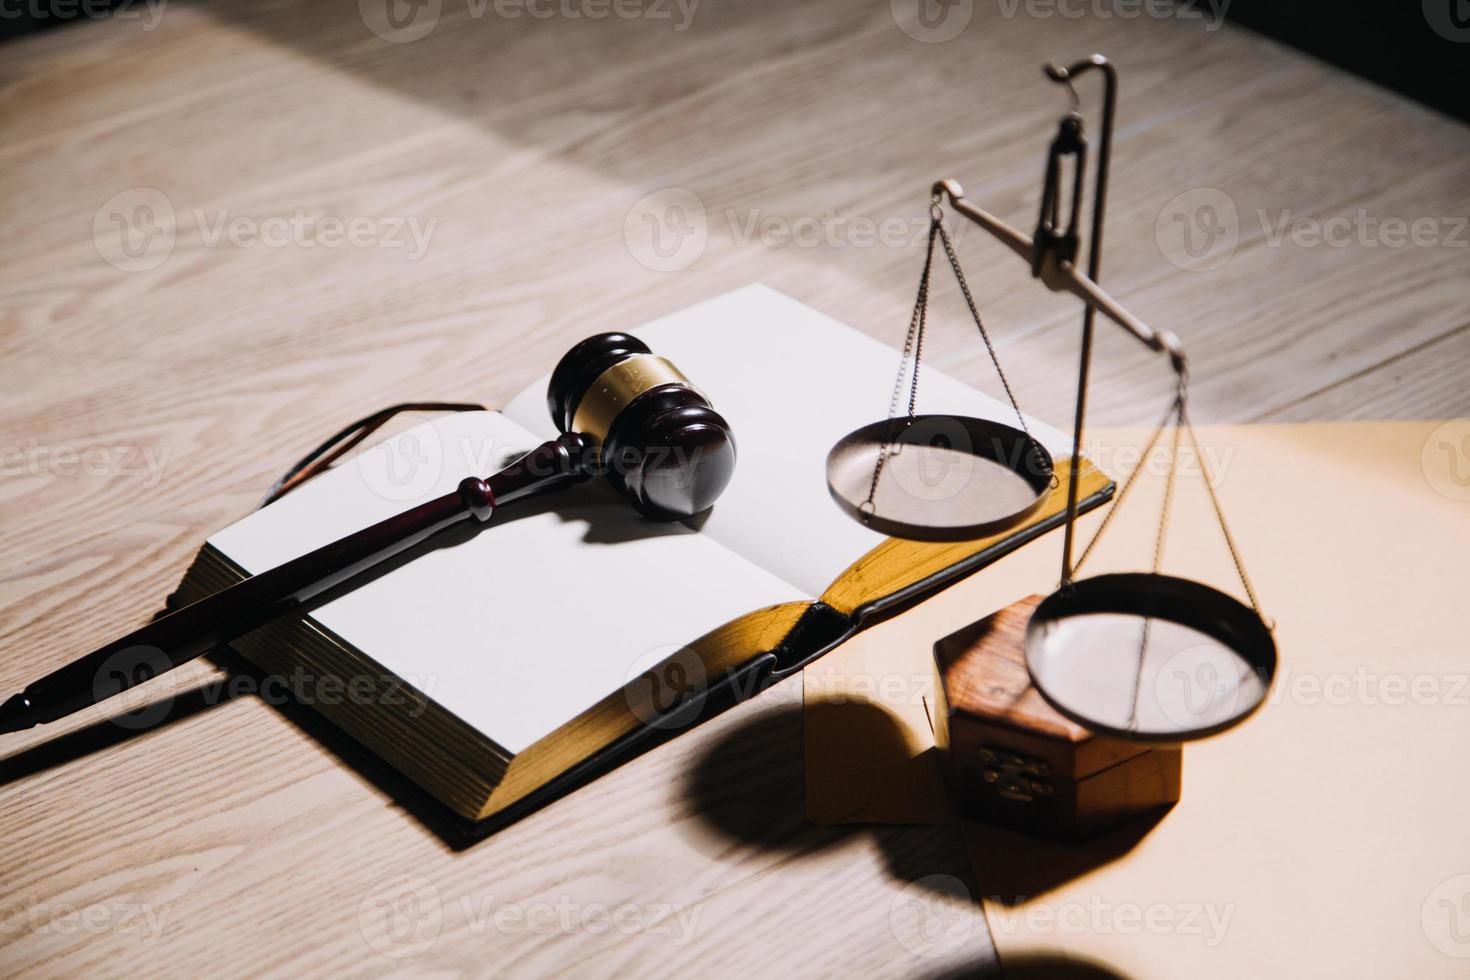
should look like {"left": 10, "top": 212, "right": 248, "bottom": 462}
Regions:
{"left": 1152, "top": 401, "right": 1183, "bottom": 574}
{"left": 1071, "top": 378, "right": 1268, "bottom": 625}
{"left": 865, "top": 213, "right": 941, "bottom": 510}
{"left": 1127, "top": 395, "right": 1182, "bottom": 731}
{"left": 892, "top": 215, "right": 940, "bottom": 420}
{"left": 1181, "top": 399, "right": 1267, "bottom": 619}
{"left": 1070, "top": 396, "right": 1176, "bottom": 576}
{"left": 865, "top": 200, "right": 1040, "bottom": 513}
{"left": 935, "top": 221, "right": 1034, "bottom": 442}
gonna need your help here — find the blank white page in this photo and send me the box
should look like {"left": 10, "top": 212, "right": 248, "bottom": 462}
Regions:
{"left": 209, "top": 410, "right": 806, "bottom": 755}
{"left": 504, "top": 285, "right": 1072, "bottom": 597}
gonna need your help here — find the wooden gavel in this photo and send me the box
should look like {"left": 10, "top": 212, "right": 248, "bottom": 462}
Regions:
{"left": 0, "top": 334, "right": 736, "bottom": 735}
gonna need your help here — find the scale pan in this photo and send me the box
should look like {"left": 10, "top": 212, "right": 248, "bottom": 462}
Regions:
{"left": 826, "top": 414, "right": 1054, "bottom": 541}
{"left": 1024, "top": 573, "right": 1276, "bottom": 742}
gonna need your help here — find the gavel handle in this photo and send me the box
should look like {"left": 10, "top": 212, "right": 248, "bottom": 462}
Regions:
{"left": 0, "top": 433, "right": 592, "bottom": 734}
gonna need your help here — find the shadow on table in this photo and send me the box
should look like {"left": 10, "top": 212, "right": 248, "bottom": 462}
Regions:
{"left": 964, "top": 814, "right": 1164, "bottom": 909}
{"left": 682, "top": 700, "right": 989, "bottom": 911}
{"left": 927, "top": 951, "right": 1134, "bottom": 979}
{"left": 0, "top": 678, "right": 239, "bottom": 788}
{"left": 683, "top": 698, "right": 1161, "bottom": 907}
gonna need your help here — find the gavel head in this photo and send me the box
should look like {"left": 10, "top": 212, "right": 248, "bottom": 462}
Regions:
{"left": 547, "top": 333, "right": 736, "bottom": 521}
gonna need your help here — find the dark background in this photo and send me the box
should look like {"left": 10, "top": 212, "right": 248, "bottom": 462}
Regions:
{"left": 3, "top": 1, "right": 1467, "bottom": 121}
{"left": 1225, "top": 0, "right": 1468, "bottom": 122}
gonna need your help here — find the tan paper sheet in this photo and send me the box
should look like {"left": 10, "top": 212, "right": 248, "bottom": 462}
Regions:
{"left": 804, "top": 421, "right": 1470, "bottom": 977}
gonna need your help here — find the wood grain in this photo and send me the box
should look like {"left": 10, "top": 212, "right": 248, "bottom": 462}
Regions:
{"left": 1, "top": 1, "right": 1466, "bottom": 976}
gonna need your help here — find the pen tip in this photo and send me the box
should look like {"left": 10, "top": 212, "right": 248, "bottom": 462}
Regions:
{"left": 0, "top": 692, "right": 36, "bottom": 735}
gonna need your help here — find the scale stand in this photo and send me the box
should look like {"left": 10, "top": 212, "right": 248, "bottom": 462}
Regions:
{"left": 828, "top": 54, "right": 1276, "bottom": 743}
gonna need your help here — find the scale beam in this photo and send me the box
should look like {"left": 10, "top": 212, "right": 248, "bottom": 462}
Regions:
{"left": 930, "top": 180, "right": 1187, "bottom": 374}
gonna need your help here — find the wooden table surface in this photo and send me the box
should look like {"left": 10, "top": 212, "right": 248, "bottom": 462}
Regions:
{"left": 1, "top": 1, "right": 1466, "bottom": 976}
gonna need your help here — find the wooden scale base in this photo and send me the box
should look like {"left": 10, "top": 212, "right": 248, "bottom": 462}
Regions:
{"left": 931, "top": 596, "right": 1182, "bottom": 843}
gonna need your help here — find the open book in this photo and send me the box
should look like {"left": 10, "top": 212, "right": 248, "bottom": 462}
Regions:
{"left": 173, "top": 285, "right": 1112, "bottom": 830}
